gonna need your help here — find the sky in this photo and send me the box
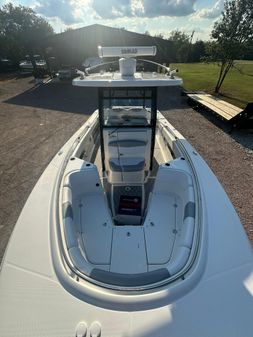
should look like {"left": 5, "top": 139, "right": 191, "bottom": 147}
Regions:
{"left": 0, "top": 0, "right": 225, "bottom": 41}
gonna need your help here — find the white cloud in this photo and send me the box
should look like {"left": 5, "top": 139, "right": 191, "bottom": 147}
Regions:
{"left": 35, "top": 0, "right": 80, "bottom": 24}
{"left": 194, "top": 0, "right": 224, "bottom": 19}
{"left": 142, "top": 0, "right": 197, "bottom": 18}
{"left": 92, "top": 0, "right": 132, "bottom": 19}
{"left": 131, "top": 0, "right": 145, "bottom": 17}
{"left": 91, "top": 0, "right": 197, "bottom": 19}
{"left": 0, "top": 0, "right": 215, "bottom": 41}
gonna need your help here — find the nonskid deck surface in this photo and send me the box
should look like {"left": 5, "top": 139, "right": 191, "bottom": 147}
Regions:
{"left": 86, "top": 138, "right": 176, "bottom": 273}
{"left": 63, "top": 164, "right": 195, "bottom": 280}
{"left": 62, "top": 134, "right": 197, "bottom": 281}
{"left": 76, "top": 191, "right": 182, "bottom": 273}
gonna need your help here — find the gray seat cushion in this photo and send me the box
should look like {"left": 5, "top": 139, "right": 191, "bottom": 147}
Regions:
{"left": 109, "top": 140, "right": 147, "bottom": 147}
{"left": 109, "top": 158, "right": 145, "bottom": 172}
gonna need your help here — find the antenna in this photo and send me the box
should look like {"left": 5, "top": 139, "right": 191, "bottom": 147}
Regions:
{"left": 98, "top": 46, "right": 157, "bottom": 58}
{"left": 97, "top": 46, "right": 157, "bottom": 77}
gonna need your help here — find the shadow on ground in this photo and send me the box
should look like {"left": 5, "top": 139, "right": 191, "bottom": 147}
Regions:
{"left": 4, "top": 81, "right": 98, "bottom": 115}
{"left": 219, "top": 92, "right": 249, "bottom": 106}
{"left": 4, "top": 82, "right": 189, "bottom": 116}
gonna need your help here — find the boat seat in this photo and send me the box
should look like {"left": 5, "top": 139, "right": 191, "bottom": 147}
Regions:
{"left": 104, "top": 128, "right": 151, "bottom": 184}
{"left": 108, "top": 157, "right": 145, "bottom": 183}
{"left": 144, "top": 164, "right": 196, "bottom": 276}
{"left": 109, "top": 158, "right": 145, "bottom": 172}
{"left": 62, "top": 167, "right": 113, "bottom": 271}
{"left": 90, "top": 268, "right": 170, "bottom": 286}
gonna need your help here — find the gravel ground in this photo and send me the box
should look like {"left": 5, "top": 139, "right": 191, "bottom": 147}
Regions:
{"left": 0, "top": 74, "right": 97, "bottom": 261}
{"left": 0, "top": 75, "right": 252, "bottom": 262}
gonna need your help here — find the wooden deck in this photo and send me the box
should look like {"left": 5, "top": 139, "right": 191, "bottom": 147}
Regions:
{"left": 187, "top": 93, "right": 243, "bottom": 121}
{"left": 186, "top": 92, "right": 253, "bottom": 129}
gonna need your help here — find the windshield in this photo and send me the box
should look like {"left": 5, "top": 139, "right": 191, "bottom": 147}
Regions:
{"left": 101, "top": 88, "right": 154, "bottom": 127}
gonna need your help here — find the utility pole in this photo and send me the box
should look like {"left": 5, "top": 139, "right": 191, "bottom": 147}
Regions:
{"left": 187, "top": 30, "right": 195, "bottom": 63}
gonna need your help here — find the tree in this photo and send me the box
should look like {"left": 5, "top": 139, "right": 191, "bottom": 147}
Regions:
{"left": 189, "top": 40, "right": 207, "bottom": 62}
{"left": 0, "top": 3, "right": 54, "bottom": 61}
{"left": 169, "top": 30, "right": 189, "bottom": 45}
{"left": 168, "top": 30, "right": 191, "bottom": 62}
{"left": 243, "top": 43, "right": 253, "bottom": 60}
{"left": 154, "top": 33, "right": 164, "bottom": 39}
{"left": 208, "top": 0, "right": 253, "bottom": 93}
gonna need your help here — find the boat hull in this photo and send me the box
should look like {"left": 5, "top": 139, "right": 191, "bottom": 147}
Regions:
{"left": 1, "top": 113, "right": 253, "bottom": 336}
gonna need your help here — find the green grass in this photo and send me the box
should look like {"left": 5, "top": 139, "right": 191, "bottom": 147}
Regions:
{"left": 171, "top": 61, "right": 253, "bottom": 108}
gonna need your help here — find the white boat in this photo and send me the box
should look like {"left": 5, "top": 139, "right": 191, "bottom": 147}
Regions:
{"left": 19, "top": 54, "right": 47, "bottom": 73}
{"left": 1, "top": 46, "right": 253, "bottom": 337}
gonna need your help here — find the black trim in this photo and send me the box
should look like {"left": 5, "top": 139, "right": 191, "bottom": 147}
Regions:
{"left": 149, "top": 87, "right": 157, "bottom": 170}
{"left": 98, "top": 88, "right": 106, "bottom": 171}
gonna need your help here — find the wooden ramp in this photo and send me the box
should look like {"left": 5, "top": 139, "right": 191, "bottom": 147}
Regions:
{"left": 186, "top": 92, "right": 253, "bottom": 129}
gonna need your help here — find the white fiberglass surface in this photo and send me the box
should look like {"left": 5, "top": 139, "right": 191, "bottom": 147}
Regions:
{"left": 64, "top": 174, "right": 184, "bottom": 273}
{"left": 60, "top": 114, "right": 197, "bottom": 286}
{"left": 62, "top": 163, "right": 195, "bottom": 282}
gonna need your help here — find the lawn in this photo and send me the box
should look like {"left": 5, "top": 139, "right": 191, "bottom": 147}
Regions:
{"left": 170, "top": 61, "right": 253, "bottom": 108}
